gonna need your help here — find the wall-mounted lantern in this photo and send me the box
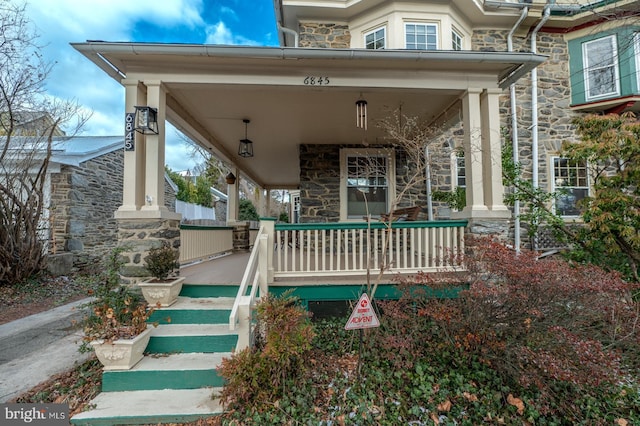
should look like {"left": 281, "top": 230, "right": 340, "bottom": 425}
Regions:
{"left": 134, "top": 106, "right": 159, "bottom": 135}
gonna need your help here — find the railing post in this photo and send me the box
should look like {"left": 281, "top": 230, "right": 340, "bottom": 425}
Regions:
{"left": 258, "top": 234, "right": 269, "bottom": 298}
{"left": 236, "top": 296, "right": 252, "bottom": 351}
{"left": 260, "top": 218, "right": 276, "bottom": 284}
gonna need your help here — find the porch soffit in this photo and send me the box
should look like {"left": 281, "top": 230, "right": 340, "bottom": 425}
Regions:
{"left": 72, "top": 43, "right": 545, "bottom": 190}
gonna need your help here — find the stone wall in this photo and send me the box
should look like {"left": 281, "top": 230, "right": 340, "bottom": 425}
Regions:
{"left": 117, "top": 218, "right": 181, "bottom": 282}
{"left": 49, "top": 149, "right": 177, "bottom": 271}
{"left": 299, "top": 144, "right": 441, "bottom": 223}
{"left": 299, "top": 23, "right": 351, "bottom": 48}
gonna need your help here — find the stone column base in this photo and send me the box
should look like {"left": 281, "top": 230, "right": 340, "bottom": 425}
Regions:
{"left": 116, "top": 217, "right": 181, "bottom": 283}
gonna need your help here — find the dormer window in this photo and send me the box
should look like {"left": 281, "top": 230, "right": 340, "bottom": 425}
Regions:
{"left": 365, "top": 27, "right": 386, "bottom": 50}
{"left": 405, "top": 23, "right": 438, "bottom": 50}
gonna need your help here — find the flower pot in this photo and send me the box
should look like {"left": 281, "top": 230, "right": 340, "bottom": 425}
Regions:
{"left": 90, "top": 327, "right": 152, "bottom": 371}
{"left": 139, "top": 276, "right": 185, "bottom": 307}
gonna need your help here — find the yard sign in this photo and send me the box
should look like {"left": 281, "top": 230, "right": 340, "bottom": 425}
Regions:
{"left": 345, "top": 293, "right": 380, "bottom": 330}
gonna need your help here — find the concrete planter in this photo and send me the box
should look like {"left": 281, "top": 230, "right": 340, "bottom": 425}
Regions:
{"left": 139, "top": 276, "right": 185, "bottom": 307}
{"left": 90, "top": 327, "right": 152, "bottom": 371}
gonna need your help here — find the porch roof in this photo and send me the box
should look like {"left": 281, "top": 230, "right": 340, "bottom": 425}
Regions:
{"left": 72, "top": 42, "right": 546, "bottom": 190}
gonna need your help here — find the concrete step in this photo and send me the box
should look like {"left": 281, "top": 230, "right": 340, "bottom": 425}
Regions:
{"left": 102, "top": 352, "right": 231, "bottom": 392}
{"left": 147, "top": 324, "right": 238, "bottom": 354}
{"left": 148, "top": 297, "right": 234, "bottom": 325}
{"left": 70, "top": 387, "right": 224, "bottom": 425}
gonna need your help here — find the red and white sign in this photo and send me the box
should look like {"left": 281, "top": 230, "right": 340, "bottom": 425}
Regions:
{"left": 344, "top": 293, "right": 380, "bottom": 330}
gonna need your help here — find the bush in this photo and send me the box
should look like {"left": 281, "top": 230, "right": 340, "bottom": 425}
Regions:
{"left": 217, "top": 292, "right": 315, "bottom": 414}
{"left": 144, "top": 242, "right": 179, "bottom": 281}
{"left": 400, "top": 237, "right": 640, "bottom": 421}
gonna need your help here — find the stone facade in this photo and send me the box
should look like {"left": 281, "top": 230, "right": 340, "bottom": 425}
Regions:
{"left": 117, "top": 218, "right": 181, "bottom": 281}
{"left": 299, "top": 23, "right": 351, "bottom": 48}
{"left": 48, "top": 148, "right": 176, "bottom": 271}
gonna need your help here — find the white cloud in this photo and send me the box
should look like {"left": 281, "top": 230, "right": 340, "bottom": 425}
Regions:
{"left": 205, "top": 21, "right": 259, "bottom": 45}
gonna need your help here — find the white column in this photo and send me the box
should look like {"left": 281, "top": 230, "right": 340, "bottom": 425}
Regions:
{"left": 226, "top": 168, "right": 239, "bottom": 223}
{"left": 117, "top": 81, "right": 146, "bottom": 214}
{"left": 481, "top": 89, "right": 510, "bottom": 215}
{"left": 461, "top": 89, "right": 489, "bottom": 216}
{"left": 141, "top": 81, "right": 168, "bottom": 212}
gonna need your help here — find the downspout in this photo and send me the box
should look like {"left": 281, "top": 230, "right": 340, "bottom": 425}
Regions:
{"left": 278, "top": 23, "right": 299, "bottom": 48}
{"left": 531, "top": 2, "right": 552, "bottom": 192}
{"left": 508, "top": 6, "right": 529, "bottom": 253}
{"left": 273, "top": 0, "right": 299, "bottom": 47}
{"left": 530, "top": 1, "right": 552, "bottom": 250}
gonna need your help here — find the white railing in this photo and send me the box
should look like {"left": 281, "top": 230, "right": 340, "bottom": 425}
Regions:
{"left": 229, "top": 220, "right": 274, "bottom": 350}
{"left": 179, "top": 225, "right": 233, "bottom": 264}
{"left": 274, "top": 221, "right": 467, "bottom": 277}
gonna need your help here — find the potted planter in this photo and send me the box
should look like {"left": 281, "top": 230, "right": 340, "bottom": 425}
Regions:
{"left": 139, "top": 242, "right": 184, "bottom": 307}
{"left": 90, "top": 327, "right": 152, "bottom": 371}
{"left": 81, "top": 247, "right": 155, "bottom": 370}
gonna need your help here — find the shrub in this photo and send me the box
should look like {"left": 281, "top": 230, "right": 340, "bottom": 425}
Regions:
{"left": 217, "top": 292, "right": 315, "bottom": 414}
{"left": 144, "top": 242, "right": 179, "bottom": 281}
{"left": 403, "top": 237, "right": 640, "bottom": 421}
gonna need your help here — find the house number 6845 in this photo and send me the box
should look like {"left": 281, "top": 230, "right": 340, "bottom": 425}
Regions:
{"left": 303, "top": 76, "right": 330, "bottom": 85}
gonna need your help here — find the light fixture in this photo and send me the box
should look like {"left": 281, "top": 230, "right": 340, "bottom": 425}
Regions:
{"left": 225, "top": 172, "right": 236, "bottom": 185}
{"left": 356, "top": 98, "right": 367, "bottom": 130}
{"left": 238, "top": 119, "right": 254, "bottom": 158}
{"left": 133, "top": 106, "right": 159, "bottom": 135}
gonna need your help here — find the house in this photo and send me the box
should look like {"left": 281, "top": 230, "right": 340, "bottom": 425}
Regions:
{"left": 1, "top": 134, "right": 177, "bottom": 274}
{"left": 69, "top": 2, "right": 640, "bottom": 423}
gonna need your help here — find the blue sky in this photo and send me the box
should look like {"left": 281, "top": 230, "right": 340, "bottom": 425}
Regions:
{"left": 21, "top": 0, "right": 277, "bottom": 172}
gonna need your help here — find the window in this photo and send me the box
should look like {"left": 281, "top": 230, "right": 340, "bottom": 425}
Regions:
{"left": 635, "top": 32, "right": 640, "bottom": 90}
{"left": 365, "top": 27, "right": 386, "bottom": 50}
{"left": 340, "top": 149, "right": 394, "bottom": 219}
{"left": 552, "top": 157, "right": 589, "bottom": 217}
{"left": 451, "top": 29, "right": 463, "bottom": 51}
{"left": 405, "top": 23, "right": 438, "bottom": 50}
{"left": 583, "top": 35, "right": 619, "bottom": 100}
{"left": 454, "top": 155, "right": 466, "bottom": 188}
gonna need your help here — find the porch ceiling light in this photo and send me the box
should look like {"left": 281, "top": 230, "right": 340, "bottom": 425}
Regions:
{"left": 356, "top": 98, "right": 367, "bottom": 130}
{"left": 133, "top": 106, "right": 159, "bottom": 135}
{"left": 238, "top": 119, "right": 254, "bottom": 158}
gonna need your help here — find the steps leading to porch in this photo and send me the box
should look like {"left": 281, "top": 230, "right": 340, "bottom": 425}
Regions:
{"left": 71, "top": 284, "right": 239, "bottom": 425}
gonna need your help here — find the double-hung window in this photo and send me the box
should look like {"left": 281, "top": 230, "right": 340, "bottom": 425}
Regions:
{"left": 451, "top": 29, "right": 463, "bottom": 51}
{"left": 552, "top": 157, "right": 589, "bottom": 217}
{"left": 583, "top": 35, "right": 619, "bottom": 100}
{"left": 405, "top": 23, "right": 438, "bottom": 50}
{"left": 341, "top": 149, "right": 394, "bottom": 219}
{"left": 365, "top": 27, "right": 386, "bottom": 50}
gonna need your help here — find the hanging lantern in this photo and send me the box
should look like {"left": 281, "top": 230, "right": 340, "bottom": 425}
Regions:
{"left": 356, "top": 99, "right": 367, "bottom": 130}
{"left": 238, "top": 119, "right": 254, "bottom": 158}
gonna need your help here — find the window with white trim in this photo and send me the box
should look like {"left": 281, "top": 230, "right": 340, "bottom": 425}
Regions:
{"left": 365, "top": 27, "right": 386, "bottom": 50}
{"left": 451, "top": 29, "right": 463, "bottom": 51}
{"left": 582, "top": 35, "right": 620, "bottom": 100}
{"left": 405, "top": 23, "right": 438, "bottom": 50}
{"left": 635, "top": 32, "right": 640, "bottom": 91}
{"left": 454, "top": 154, "right": 466, "bottom": 188}
{"left": 340, "top": 149, "right": 394, "bottom": 219}
{"left": 552, "top": 157, "right": 589, "bottom": 217}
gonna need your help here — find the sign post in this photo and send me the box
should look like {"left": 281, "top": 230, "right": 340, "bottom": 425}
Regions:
{"left": 345, "top": 293, "right": 380, "bottom": 380}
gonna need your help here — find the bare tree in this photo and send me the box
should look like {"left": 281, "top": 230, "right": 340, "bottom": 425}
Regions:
{"left": 0, "top": 0, "right": 88, "bottom": 285}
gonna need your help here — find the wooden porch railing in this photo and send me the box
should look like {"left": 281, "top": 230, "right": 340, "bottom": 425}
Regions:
{"left": 274, "top": 221, "right": 467, "bottom": 277}
{"left": 179, "top": 225, "right": 234, "bottom": 264}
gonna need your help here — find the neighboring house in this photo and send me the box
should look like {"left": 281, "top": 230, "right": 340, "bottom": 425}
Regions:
{"left": 0, "top": 135, "right": 177, "bottom": 271}
{"left": 0, "top": 111, "right": 66, "bottom": 137}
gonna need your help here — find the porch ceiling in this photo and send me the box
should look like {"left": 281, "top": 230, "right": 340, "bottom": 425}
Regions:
{"left": 72, "top": 43, "right": 546, "bottom": 190}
